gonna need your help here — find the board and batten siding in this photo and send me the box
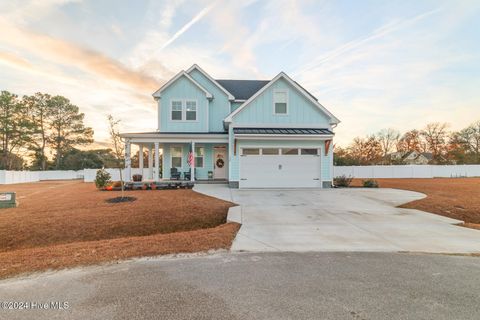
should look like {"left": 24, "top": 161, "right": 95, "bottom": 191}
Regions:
{"left": 232, "top": 78, "right": 331, "bottom": 126}
{"left": 188, "top": 69, "right": 231, "bottom": 132}
{"left": 158, "top": 75, "right": 209, "bottom": 132}
{"left": 231, "top": 102, "right": 242, "bottom": 112}
{"left": 229, "top": 138, "right": 333, "bottom": 183}
{"left": 162, "top": 143, "right": 215, "bottom": 180}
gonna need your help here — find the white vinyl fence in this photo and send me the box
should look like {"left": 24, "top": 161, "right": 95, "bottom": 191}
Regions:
{"left": 333, "top": 165, "right": 480, "bottom": 179}
{"left": 0, "top": 169, "right": 150, "bottom": 184}
{"left": 0, "top": 170, "right": 41, "bottom": 184}
{"left": 1, "top": 165, "right": 480, "bottom": 184}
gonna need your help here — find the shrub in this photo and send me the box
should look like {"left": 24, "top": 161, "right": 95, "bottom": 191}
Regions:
{"left": 132, "top": 174, "right": 142, "bottom": 182}
{"left": 334, "top": 175, "right": 353, "bottom": 187}
{"left": 95, "top": 169, "right": 111, "bottom": 189}
{"left": 362, "top": 179, "right": 379, "bottom": 188}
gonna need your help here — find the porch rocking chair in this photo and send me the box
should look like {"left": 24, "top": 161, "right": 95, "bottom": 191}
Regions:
{"left": 170, "top": 168, "right": 181, "bottom": 180}
{"left": 183, "top": 168, "right": 196, "bottom": 181}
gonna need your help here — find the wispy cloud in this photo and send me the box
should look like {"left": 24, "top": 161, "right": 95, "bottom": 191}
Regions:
{"left": 208, "top": 1, "right": 262, "bottom": 77}
{"left": 160, "top": 1, "right": 218, "bottom": 50}
{"left": 294, "top": 8, "right": 442, "bottom": 77}
{"left": 0, "top": 51, "right": 33, "bottom": 69}
{"left": 0, "top": 0, "right": 479, "bottom": 146}
{"left": 0, "top": 19, "right": 162, "bottom": 92}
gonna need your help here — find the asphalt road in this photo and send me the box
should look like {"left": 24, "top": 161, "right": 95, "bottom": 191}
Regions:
{"left": 0, "top": 252, "right": 479, "bottom": 320}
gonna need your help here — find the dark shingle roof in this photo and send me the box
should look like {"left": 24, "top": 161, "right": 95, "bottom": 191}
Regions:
{"left": 216, "top": 79, "right": 319, "bottom": 102}
{"left": 233, "top": 128, "right": 333, "bottom": 135}
{"left": 216, "top": 80, "right": 270, "bottom": 100}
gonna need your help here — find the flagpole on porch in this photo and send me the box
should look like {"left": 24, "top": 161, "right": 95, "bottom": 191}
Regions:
{"left": 190, "top": 141, "right": 195, "bottom": 182}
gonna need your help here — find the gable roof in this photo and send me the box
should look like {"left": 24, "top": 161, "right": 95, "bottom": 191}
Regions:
{"left": 224, "top": 72, "right": 340, "bottom": 124}
{"left": 152, "top": 70, "right": 213, "bottom": 99}
{"left": 186, "top": 64, "right": 235, "bottom": 100}
{"left": 216, "top": 80, "right": 270, "bottom": 100}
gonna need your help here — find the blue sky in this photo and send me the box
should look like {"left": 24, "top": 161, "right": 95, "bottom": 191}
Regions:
{"left": 0, "top": 0, "right": 479, "bottom": 146}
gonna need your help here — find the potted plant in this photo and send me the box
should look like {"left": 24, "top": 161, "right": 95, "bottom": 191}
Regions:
{"left": 112, "top": 181, "right": 123, "bottom": 191}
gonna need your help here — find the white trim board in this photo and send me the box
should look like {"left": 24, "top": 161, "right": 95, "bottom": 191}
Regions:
{"left": 152, "top": 71, "right": 213, "bottom": 99}
{"left": 231, "top": 123, "right": 333, "bottom": 129}
{"left": 235, "top": 135, "right": 333, "bottom": 141}
{"left": 224, "top": 72, "right": 340, "bottom": 125}
{"left": 186, "top": 64, "right": 235, "bottom": 100}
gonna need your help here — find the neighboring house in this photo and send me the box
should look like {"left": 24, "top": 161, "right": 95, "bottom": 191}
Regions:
{"left": 120, "top": 64, "right": 340, "bottom": 188}
{"left": 389, "top": 151, "right": 433, "bottom": 164}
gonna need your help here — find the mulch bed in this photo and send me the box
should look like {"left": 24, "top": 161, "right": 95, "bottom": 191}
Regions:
{"left": 105, "top": 196, "right": 137, "bottom": 203}
{"left": 352, "top": 178, "right": 480, "bottom": 228}
{"left": 0, "top": 180, "right": 239, "bottom": 278}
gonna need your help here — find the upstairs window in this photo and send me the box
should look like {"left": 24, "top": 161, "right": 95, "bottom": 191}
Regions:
{"left": 186, "top": 101, "right": 197, "bottom": 121}
{"left": 171, "top": 101, "right": 182, "bottom": 120}
{"left": 274, "top": 90, "right": 288, "bottom": 114}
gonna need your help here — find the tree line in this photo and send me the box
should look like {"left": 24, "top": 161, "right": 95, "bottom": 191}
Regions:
{"left": 335, "top": 121, "right": 480, "bottom": 166}
{"left": 0, "top": 90, "right": 119, "bottom": 170}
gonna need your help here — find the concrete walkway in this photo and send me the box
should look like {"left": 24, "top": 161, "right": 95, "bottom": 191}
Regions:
{"left": 194, "top": 185, "right": 480, "bottom": 253}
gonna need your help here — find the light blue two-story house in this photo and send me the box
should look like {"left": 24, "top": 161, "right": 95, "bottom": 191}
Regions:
{"left": 121, "top": 64, "right": 340, "bottom": 188}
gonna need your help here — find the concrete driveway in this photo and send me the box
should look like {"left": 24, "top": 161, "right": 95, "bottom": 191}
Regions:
{"left": 195, "top": 185, "right": 480, "bottom": 253}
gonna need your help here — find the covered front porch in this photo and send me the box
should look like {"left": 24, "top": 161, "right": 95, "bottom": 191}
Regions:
{"left": 122, "top": 132, "right": 229, "bottom": 182}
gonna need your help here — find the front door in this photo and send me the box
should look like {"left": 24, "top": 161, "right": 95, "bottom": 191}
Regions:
{"left": 213, "top": 146, "right": 227, "bottom": 179}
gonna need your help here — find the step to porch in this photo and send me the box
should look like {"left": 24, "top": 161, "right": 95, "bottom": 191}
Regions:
{"left": 195, "top": 179, "right": 228, "bottom": 184}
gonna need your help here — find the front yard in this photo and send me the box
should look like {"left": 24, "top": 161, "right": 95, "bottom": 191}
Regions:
{"left": 353, "top": 178, "right": 480, "bottom": 228}
{"left": 0, "top": 180, "right": 239, "bottom": 279}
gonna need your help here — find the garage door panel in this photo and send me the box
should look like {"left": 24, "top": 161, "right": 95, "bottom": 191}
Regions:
{"left": 239, "top": 154, "right": 321, "bottom": 188}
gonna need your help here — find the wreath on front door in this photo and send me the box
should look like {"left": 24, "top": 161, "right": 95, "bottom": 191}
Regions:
{"left": 216, "top": 158, "right": 225, "bottom": 168}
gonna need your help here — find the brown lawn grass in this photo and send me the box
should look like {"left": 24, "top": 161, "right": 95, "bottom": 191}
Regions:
{"left": 352, "top": 178, "right": 480, "bottom": 226}
{"left": 0, "top": 180, "right": 239, "bottom": 279}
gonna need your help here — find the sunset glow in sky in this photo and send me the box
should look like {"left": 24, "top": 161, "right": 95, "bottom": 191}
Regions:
{"left": 1, "top": 0, "right": 479, "bottom": 146}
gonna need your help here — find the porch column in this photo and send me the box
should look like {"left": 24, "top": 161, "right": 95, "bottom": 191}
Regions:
{"left": 191, "top": 141, "right": 195, "bottom": 182}
{"left": 148, "top": 145, "right": 153, "bottom": 180}
{"left": 154, "top": 142, "right": 160, "bottom": 181}
{"left": 138, "top": 144, "right": 144, "bottom": 178}
{"left": 125, "top": 140, "right": 131, "bottom": 182}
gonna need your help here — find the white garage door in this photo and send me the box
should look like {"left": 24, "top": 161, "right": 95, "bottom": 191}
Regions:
{"left": 239, "top": 147, "right": 321, "bottom": 188}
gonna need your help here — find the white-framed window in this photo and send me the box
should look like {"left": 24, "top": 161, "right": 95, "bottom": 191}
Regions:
{"left": 300, "top": 148, "right": 319, "bottom": 155}
{"left": 186, "top": 100, "right": 197, "bottom": 121}
{"left": 281, "top": 148, "right": 298, "bottom": 155}
{"left": 171, "top": 146, "right": 182, "bottom": 168}
{"left": 242, "top": 148, "right": 260, "bottom": 155}
{"left": 171, "top": 100, "right": 182, "bottom": 120}
{"left": 195, "top": 146, "right": 204, "bottom": 168}
{"left": 262, "top": 148, "right": 279, "bottom": 155}
{"left": 274, "top": 90, "right": 288, "bottom": 115}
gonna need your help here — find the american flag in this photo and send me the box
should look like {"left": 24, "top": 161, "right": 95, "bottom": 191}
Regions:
{"left": 187, "top": 150, "right": 194, "bottom": 167}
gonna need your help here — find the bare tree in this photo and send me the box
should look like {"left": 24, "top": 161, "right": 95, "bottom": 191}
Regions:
{"left": 376, "top": 128, "right": 400, "bottom": 162}
{"left": 348, "top": 135, "right": 383, "bottom": 165}
{"left": 397, "top": 129, "right": 424, "bottom": 154}
{"left": 458, "top": 120, "right": 480, "bottom": 163}
{"left": 421, "top": 122, "right": 449, "bottom": 162}
{"left": 107, "top": 115, "right": 125, "bottom": 198}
